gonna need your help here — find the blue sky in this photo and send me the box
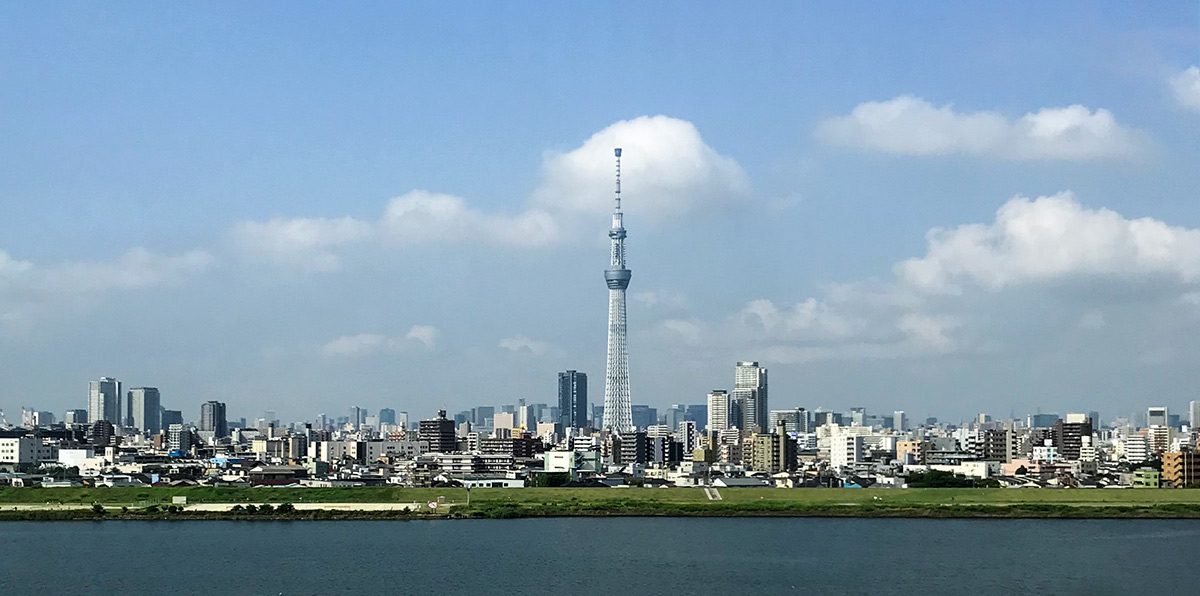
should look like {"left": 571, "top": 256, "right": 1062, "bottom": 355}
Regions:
{"left": 1, "top": 3, "right": 1198, "bottom": 424}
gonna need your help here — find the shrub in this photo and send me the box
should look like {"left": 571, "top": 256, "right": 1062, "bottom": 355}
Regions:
{"left": 91, "top": 504, "right": 105, "bottom": 515}
{"left": 258, "top": 503, "right": 275, "bottom": 514}
{"left": 230, "top": 504, "right": 244, "bottom": 512}
{"left": 276, "top": 503, "right": 295, "bottom": 514}
{"left": 244, "top": 504, "right": 258, "bottom": 514}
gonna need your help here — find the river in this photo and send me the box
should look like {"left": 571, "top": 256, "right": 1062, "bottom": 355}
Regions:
{"left": 1, "top": 518, "right": 1192, "bottom": 594}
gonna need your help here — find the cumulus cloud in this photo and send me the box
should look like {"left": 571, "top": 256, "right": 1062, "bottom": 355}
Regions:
{"left": 533, "top": 115, "right": 750, "bottom": 219}
{"left": 404, "top": 325, "right": 440, "bottom": 350}
{"left": 687, "top": 191, "right": 1200, "bottom": 364}
{"left": 230, "top": 116, "right": 746, "bottom": 270}
{"left": 321, "top": 325, "right": 438, "bottom": 357}
{"left": 1170, "top": 66, "right": 1200, "bottom": 112}
{"left": 498, "top": 335, "right": 555, "bottom": 356}
{"left": 0, "top": 248, "right": 214, "bottom": 331}
{"left": 379, "top": 190, "right": 559, "bottom": 247}
{"left": 654, "top": 319, "right": 706, "bottom": 346}
{"left": 230, "top": 216, "right": 372, "bottom": 271}
{"left": 817, "top": 95, "right": 1144, "bottom": 160}
{"left": 897, "top": 192, "right": 1200, "bottom": 293}
{"left": 737, "top": 298, "right": 866, "bottom": 341}
{"left": 632, "top": 289, "right": 689, "bottom": 311}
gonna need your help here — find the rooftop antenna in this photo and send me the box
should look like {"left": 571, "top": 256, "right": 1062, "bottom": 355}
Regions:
{"left": 614, "top": 147, "right": 622, "bottom": 212}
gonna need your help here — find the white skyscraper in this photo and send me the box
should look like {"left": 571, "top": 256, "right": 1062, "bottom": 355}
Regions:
{"left": 88, "top": 377, "right": 121, "bottom": 425}
{"left": 602, "top": 148, "right": 633, "bottom": 433}
{"left": 707, "top": 390, "right": 730, "bottom": 433}
{"left": 1190, "top": 401, "right": 1200, "bottom": 428}
{"left": 128, "top": 387, "right": 161, "bottom": 435}
{"left": 1147, "top": 406, "right": 1168, "bottom": 427}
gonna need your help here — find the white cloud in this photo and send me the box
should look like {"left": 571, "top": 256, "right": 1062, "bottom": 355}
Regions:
{"left": 704, "top": 192, "right": 1200, "bottom": 364}
{"left": 230, "top": 116, "right": 744, "bottom": 270}
{"left": 896, "top": 313, "right": 960, "bottom": 351}
{"left": 321, "top": 325, "right": 438, "bottom": 357}
{"left": 1170, "top": 66, "right": 1200, "bottom": 112}
{"left": 230, "top": 216, "right": 371, "bottom": 272}
{"left": 897, "top": 192, "right": 1200, "bottom": 293}
{"left": 404, "top": 325, "right": 439, "bottom": 350}
{"left": 379, "top": 190, "right": 559, "bottom": 247}
{"left": 498, "top": 335, "right": 554, "bottom": 356}
{"left": 632, "top": 289, "right": 689, "bottom": 310}
{"left": 321, "top": 333, "right": 392, "bottom": 357}
{"left": 654, "top": 319, "right": 706, "bottom": 346}
{"left": 533, "top": 115, "right": 750, "bottom": 219}
{"left": 232, "top": 193, "right": 557, "bottom": 271}
{"left": 0, "top": 248, "right": 214, "bottom": 332}
{"left": 817, "top": 95, "right": 1144, "bottom": 160}
{"left": 737, "top": 297, "right": 866, "bottom": 341}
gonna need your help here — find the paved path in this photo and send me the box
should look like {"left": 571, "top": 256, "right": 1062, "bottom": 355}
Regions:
{"left": 0, "top": 504, "right": 93, "bottom": 511}
{"left": 704, "top": 487, "right": 723, "bottom": 501}
{"left": 186, "top": 502, "right": 425, "bottom": 512}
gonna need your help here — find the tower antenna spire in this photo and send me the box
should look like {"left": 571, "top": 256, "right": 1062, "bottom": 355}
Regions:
{"left": 614, "top": 147, "right": 622, "bottom": 213}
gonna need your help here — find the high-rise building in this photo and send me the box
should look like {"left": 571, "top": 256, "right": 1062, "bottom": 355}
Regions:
{"left": 200, "top": 401, "right": 228, "bottom": 437}
{"left": 1190, "top": 402, "right": 1200, "bottom": 428}
{"left": 378, "top": 408, "right": 397, "bottom": 426}
{"left": 707, "top": 390, "right": 730, "bottom": 432}
{"left": 631, "top": 405, "right": 657, "bottom": 430}
{"left": 893, "top": 410, "right": 908, "bottom": 432}
{"left": 168, "top": 423, "right": 192, "bottom": 454}
{"left": 602, "top": 148, "right": 633, "bottom": 433}
{"left": 663, "top": 404, "right": 686, "bottom": 431}
{"left": 419, "top": 410, "right": 457, "bottom": 453}
{"left": 161, "top": 409, "right": 183, "bottom": 429}
{"left": 88, "top": 377, "right": 121, "bottom": 425}
{"left": 347, "top": 406, "right": 360, "bottom": 431}
{"left": 684, "top": 404, "right": 708, "bottom": 432}
{"left": 748, "top": 420, "right": 798, "bottom": 473}
{"left": 89, "top": 420, "right": 115, "bottom": 447}
{"left": 733, "top": 361, "right": 768, "bottom": 433}
{"left": 677, "top": 420, "right": 698, "bottom": 453}
{"left": 128, "top": 388, "right": 161, "bottom": 435}
{"left": 1052, "top": 415, "right": 1093, "bottom": 461}
{"left": 65, "top": 409, "right": 89, "bottom": 426}
{"left": 796, "top": 407, "right": 813, "bottom": 433}
{"left": 769, "top": 409, "right": 804, "bottom": 434}
{"left": 850, "top": 407, "right": 866, "bottom": 427}
{"left": 1147, "top": 406, "right": 1168, "bottom": 428}
{"left": 473, "top": 406, "right": 494, "bottom": 429}
{"left": 558, "top": 371, "right": 588, "bottom": 430}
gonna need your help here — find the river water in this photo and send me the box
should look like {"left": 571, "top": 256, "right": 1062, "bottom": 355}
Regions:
{"left": 1, "top": 518, "right": 1193, "bottom": 594}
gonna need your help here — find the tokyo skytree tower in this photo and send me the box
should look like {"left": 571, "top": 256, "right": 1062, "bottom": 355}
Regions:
{"left": 602, "top": 147, "right": 633, "bottom": 433}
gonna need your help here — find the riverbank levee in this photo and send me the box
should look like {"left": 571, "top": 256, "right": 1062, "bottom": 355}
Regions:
{"left": 4, "top": 487, "right": 1200, "bottom": 520}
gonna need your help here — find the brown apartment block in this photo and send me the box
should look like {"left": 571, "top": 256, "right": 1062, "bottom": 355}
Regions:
{"left": 1162, "top": 450, "right": 1200, "bottom": 488}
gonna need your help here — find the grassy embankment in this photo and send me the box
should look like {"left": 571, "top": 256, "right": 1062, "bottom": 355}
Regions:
{"left": 4, "top": 486, "right": 1200, "bottom": 520}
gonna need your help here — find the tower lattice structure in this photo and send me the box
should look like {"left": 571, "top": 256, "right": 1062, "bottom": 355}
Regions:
{"left": 602, "top": 148, "right": 633, "bottom": 433}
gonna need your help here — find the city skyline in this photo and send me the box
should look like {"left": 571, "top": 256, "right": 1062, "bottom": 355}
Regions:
{"left": 2, "top": 5, "right": 1200, "bottom": 421}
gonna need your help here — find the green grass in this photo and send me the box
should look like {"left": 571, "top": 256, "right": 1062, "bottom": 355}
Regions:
{"left": 5, "top": 486, "right": 1200, "bottom": 520}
